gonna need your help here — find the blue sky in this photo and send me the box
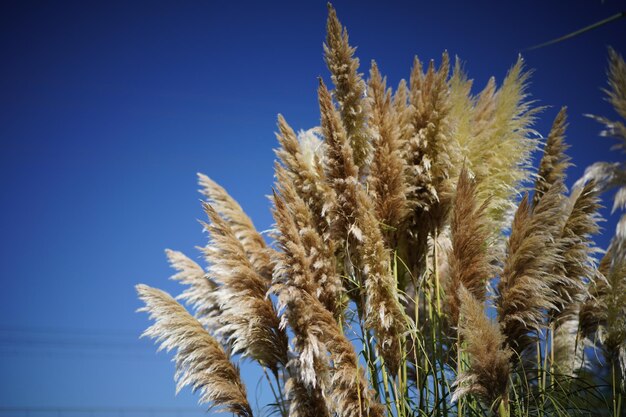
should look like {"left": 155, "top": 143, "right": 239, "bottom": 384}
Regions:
{"left": 1, "top": 0, "right": 625, "bottom": 415}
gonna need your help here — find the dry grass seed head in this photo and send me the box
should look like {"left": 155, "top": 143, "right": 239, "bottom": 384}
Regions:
{"left": 274, "top": 115, "right": 336, "bottom": 237}
{"left": 454, "top": 286, "right": 512, "bottom": 410}
{"left": 533, "top": 106, "right": 571, "bottom": 207}
{"left": 166, "top": 249, "right": 220, "bottom": 329}
{"left": 467, "top": 57, "right": 540, "bottom": 238}
{"left": 284, "top": 368, "right": 331, "bottom": 417}
{"left": 272, "top": 281, "right": 383, "bottom": 417}
{"left": 201, "top": 203, "right": 287, "bottom": 371}
{"left": 551, "top": 181, "right": 602, "bottom": 321}
{"left": 497, "top": 181, "right": 566, "bottom": 356}
{"left": 405, "top": 52, "right": 458, "bottom": 232}
{"left": 136, "top": 284, "right": 253, "bottom": 417}
{"left": 366, "top": 60, "right": 410, "bottom": 234}
{"left": 272, "top": 177, "right": 343, "bottom": 317}
{"left": 602, "top": 248, "right": 626, "bottom": 375}
{"left": 446, "top": 167, "right": 493, "bottom": 327}
{"left": 324, "top": 3, "right": 370, "bottom": 173}
{"left": 581, "top": 48, "right": 626, "bottom": 257}
{"left": 197, "top": 173, "right": 275, "bottom": 281}
{"left": 318, "top": 78, "right": 362, "bottom": 246}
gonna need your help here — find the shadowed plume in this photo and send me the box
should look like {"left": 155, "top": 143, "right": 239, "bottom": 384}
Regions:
{"left": 533, "top": 106, "right": 571, "bottom": 207}
{"left": 497, "top": 182, "right": 566, "bottom": 357}
{"left": 579, "top": 48, "right": 626, "bottom": 258}
{"left": 453, "top": 286, "right": 512, "bottom": 410}
{"left": 446, "top": 167, "right": 493, "bottom": 326}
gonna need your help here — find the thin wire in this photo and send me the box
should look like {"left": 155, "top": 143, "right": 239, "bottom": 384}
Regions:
{"left": 0, "top": 326, "right": 157, "bottom": 358}
{"left": 526, "top": 11, "right": 626, "bottom": 51}
{"left": 0, "top": 406, "right": 204, "bottom": 415}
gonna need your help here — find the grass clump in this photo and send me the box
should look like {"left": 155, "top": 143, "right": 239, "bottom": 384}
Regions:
{"left": 137, "top": 4, "right": 626, "bottom": 417}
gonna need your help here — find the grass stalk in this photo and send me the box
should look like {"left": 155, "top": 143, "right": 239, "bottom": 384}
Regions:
{"left": 263, "top": 367, "right": 287, "bottom": 417}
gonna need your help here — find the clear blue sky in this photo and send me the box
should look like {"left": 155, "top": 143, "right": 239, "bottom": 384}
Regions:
{"left": 1, "top": 1, "right": 624, "bottom": 415}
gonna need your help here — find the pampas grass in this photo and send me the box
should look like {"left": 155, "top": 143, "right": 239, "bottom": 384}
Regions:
{"left": 137, "top": 5, "right": 625, "bottom": 416}
{"left": 497, "top": 182, "right": 565, "bottom": 358}
{"left": 200, "top": 202, "right": 287, "bottom": 372}
{"left": 454, "top": 286, "right": 512, "bottom": 411}
{"left": 137, "top": 284, "right": 253, "bottom": 417}
{"left": 445, "top": 167, "right": 493, "bottom": 327}
{"left": 324, "top": 3, "right": 369, "bottom": 174}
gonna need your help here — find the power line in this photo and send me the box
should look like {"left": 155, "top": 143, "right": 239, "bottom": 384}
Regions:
{"left": 0, "top": 326, "right": 140, "bottom": 337}
{"left": 0, "top": 406, "right": 205, "bottom": 416}
{"left": 0, "top": 349, "right": 162, "bottom": 361}
{"left": 0, "top": 326, "right": 160, "bottom": 359}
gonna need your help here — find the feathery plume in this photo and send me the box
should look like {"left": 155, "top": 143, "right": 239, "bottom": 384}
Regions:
{"left": 551, "top": 181, "right": 602, "bottom": 320}
{"left": 447, "top": 57, "right": 474, "bottom": 156}
{"left": 497, "top": 182, "right": 565, "bottom": 357}
{"left": 318, "top": 78, "right": 361, "bottom": 246}
{"left": 405, "top": 52, "right": 457, "bottom": 232}
{"left": 605, "top": 47, "right": 626, "bottom": 124}
{"left": 453, "top": 286, "right": 512, "bottom": 410}
{"left": 470, "top": 76, "right": 497, "bottom": 141}
{"left": 550, "top": 182, "right": 602, "bottom": 375}
{"left": 552, "top": 316, "right": 585, "bottom": 377}
{"left": 446, "top": 167, "right": 493, "bottom": 326}
{"left": 393, "top": 78, "right": 414, "bottom": 145}
{"left": 273, "top": 283, "right": 384, "bottom": 417}
{"left": 579, "top": 250, "right": 612, "bottom": 340}
{"left": 197, "top": 173, "right": 274, "bottom": 280}
{"left": 579, "top": 244, "right": 626, "bottom": 390}
{"left": 272, "top": 176, "right": 343, "bottom": 317}
{"left": 274, "top": 115, "right": 336, "bottom": 237}
{"left": 272, "top": 188, "right": 334, "bottom": 416}
{"left": 366, "top": 61, "right": 409, "bottom": 235}
{"left": 136, "top": 284, "right": 253, "bottom": 417}
{"left": 272, "top": 184, "right": 382, "bottom": 414}
{"left": 272, "top": 188, "right": 329, "bottom": 388}
{"left": 579, "top": 48, "right": 626, "bottom": 256}
{"left": 166, "top": 249, "right": 220, "bottom": 329}
{"left": 284, "top": 370, "right": 331, "bottom": 417}
{"left": 533, "top": 106, "right": 571, "bottom": 206}
{"left": 201, "top": 203, "right": 288, "bottom": 372}
{"left": 358, "top": 184, "right": 407, "bottom": 375}
{"left": 324, "top": 3, "right": 370, "bottom": 172}
{"left": 466, "top": 57, "right": 540, "bottom": 235}
{"left": 270, "top": 187, "right": 336, "bottom": 416}
{"left": 580, "top": 245, "right": 626, "bottom": 378}
{"left": 601, "top": 251, "right": 626, "bottom": 386}
{"left": 320, "top": 76, "right": 407, "bottom": 373}
{"left": 396, "top": 53, "right": 455, "bottom": 279}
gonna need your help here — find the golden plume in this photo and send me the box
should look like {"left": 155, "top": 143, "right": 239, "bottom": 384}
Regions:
{"left": 137, "top": 285, "right": 253, "bottom": 417}
{"left": 197, "top": 173, "right": 274, "bottom": 280}
{"left": 201, "top": 203, "right": 288, "bottom": 372}
{"left": 273, "top": 166, "right": 343, "bottom": 316}
{"left": 324, "top": 3, "right": 370, "bottom": 173}
{"left": 366, "top": 60, "right": 409, "bottom": 238}
{"left": 165, "top": 249, "right": 220, "bottom": 329}
{"left": 274, "top": 115, "right": 336, "bottom": 237}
